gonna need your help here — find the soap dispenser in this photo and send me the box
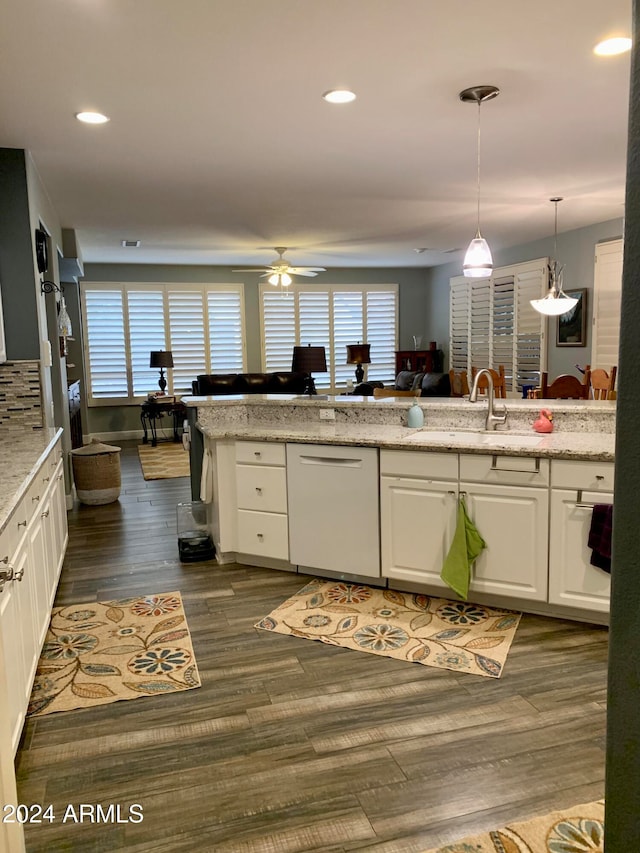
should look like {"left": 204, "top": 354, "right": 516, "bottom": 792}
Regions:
{"left": 407, "top": 398, "right": 424, "bottom": 428}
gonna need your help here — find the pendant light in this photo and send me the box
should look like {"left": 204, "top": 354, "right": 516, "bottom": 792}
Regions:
{"left": 530, "top": 197, "right": 579, "bottom": 316}
{"left": 460, "top": 85, "right": 500, "bottom": 279}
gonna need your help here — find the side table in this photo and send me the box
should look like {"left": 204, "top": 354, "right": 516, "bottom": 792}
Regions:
{"left": 140, "top": 399, "right": 187, "bottom": 447}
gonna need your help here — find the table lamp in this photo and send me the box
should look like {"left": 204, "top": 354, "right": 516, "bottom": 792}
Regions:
{"left": 149, "top": 350, "right": 173, "bottom": 394}
{"left": 346, "top": 343, "right": 371, "bottom": 384}
{"left": 291, "top": 345, "right": 327, "bottom": 395}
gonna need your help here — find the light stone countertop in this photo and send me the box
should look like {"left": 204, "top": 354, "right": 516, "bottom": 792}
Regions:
{"left": 0, "top": 428, "right": 63, "bottom": 536}
{"left": 185, "top": 395, "right": 615, "bottom": 461}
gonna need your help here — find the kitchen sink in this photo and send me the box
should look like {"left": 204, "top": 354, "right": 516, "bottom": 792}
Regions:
{"left": 404, "top": 430, "right": 544, "bottom": 448}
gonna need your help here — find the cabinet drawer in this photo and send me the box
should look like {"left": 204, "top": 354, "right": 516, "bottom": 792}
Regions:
{"left": 236, "top": 465, "right": 287, "bottom": 512}
{"left": 460, "top": 453, "right": 550, "bottom": 487}
{"left": 236, "top": 441, "right": 285, "bottom": 467}
{"left": 237, "top": 510, "right": 289, "bottom": 560}
{"left": 551, "top": 459, "right": 615, "bottom": 491}
{"left": 380, "top": 449, "right": 458, "bottom": 480}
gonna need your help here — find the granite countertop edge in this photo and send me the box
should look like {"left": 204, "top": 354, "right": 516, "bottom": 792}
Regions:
{"left": 196, "top": 422, "right": 614, "bottom": 462}
{"left": 0, "top": 428, "right": 64, "bottom": 537}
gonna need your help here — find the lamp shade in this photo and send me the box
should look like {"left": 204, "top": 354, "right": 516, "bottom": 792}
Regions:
{"left": 463, "top": 236, "right": 493, "bottom": 279}
{"left": 149, "top": 350, "right": 174, "bottom": 368}
{"left": 346, "top": 343, "right": 371, "bottom": 365}
{"left": 291, "top": 345, "right": 327, "bottom": 373}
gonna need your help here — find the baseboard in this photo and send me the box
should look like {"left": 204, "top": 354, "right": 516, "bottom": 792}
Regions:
{"left": 84, "top": 429, "right": 146, "bottom": 443}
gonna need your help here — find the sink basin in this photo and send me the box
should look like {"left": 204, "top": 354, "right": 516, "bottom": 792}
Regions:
{"left": 405, "top": 430, "right": 544, "bottom": 448}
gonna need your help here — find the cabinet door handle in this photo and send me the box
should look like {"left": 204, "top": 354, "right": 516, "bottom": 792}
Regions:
{"left": 491, "top": 455, "right": 541, "bottom": 473}
{"left": 32, "top": 495, "right": 40, "bottom": 502}
{"left": 57, "top": 473, "right": 63, "bottom": 481}
{"left": 13, "top": 566, "right": 24, "bottom": 582}
{"left": 42, "top": 476, "right": 50, "bottom": 483}
{"left": 255, "top": 487, "right": 262, "bottom": 494}
{"left": 257, "top": 533, "right": 264, "bottom": 539}
{"left": 41, "top": 509, "right": 50, "bottom": 518}
{"left": 17, "top": 520, "right": 27, "bottom": 528}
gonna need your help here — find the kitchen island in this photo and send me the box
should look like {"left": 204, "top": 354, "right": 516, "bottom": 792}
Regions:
{"left": 185, "top": 394, "right": 615, "bottom": 626}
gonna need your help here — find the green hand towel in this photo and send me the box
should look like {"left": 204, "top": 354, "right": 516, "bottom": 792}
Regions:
{"left": 440, "top": 497, "right": 487, "bottom": 599}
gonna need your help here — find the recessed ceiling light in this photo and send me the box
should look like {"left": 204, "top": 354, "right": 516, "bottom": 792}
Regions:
{"left": 594, "top": 37, "right": 632, "bottom": 56}
{"left": 75, "top": 111, "right": 110, "bottom": 124}
{"left": 121, "top": 240, "right": 140, "bottom": 248}
{"left": 322, "top": 89, "right": 356, "bottom": 104}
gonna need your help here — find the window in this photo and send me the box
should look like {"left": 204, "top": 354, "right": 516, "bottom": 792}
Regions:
{"left": 81, "top": 283, "right": 246, "bottom": 404}
{"left": 449, "top": 259, "right": 546, "bottom": 393}
{"left": 260, "top": 283, "right": 398, "bottom": 389}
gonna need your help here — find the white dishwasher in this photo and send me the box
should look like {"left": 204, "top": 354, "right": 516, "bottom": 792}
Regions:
{"left": 286, "top": 443, "right": 380, "bottom": 578}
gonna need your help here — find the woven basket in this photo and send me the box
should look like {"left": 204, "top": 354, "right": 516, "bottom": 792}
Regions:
{"left": 71, "top": 439, "right": 122, "bottom": 505}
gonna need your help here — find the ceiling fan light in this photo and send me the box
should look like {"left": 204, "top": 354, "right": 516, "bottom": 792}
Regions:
{"left": 281, "top": 272, "right": 292, "bottom": 286}
{"left": 463, "top": 236, "right": 493, "bottom": 278}
{"left": 530, "top": 292, "right": 579, "bottom": 316}
{"left": 268, "top": 273, "right": 279, "bottom": 286}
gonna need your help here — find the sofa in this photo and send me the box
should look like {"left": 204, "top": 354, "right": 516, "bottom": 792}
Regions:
{"left": 191, "top": 371, "right": 308, "bottom": 396}
{"left": 354, "top": 370, "right": 451, "bottom": 397}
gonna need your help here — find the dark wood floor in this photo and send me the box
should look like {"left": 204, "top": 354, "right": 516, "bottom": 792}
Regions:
{"left": 15, "top": 441, "right": 608, "bottom": 853}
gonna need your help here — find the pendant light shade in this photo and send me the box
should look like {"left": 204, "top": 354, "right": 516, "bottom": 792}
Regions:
{"left": 530, "top": 198, "right": 579, "bottom": 316}
{"left": 268, "top": 271, "right": 292, "bottom": 287}
{"left": 460, "top": 85, "right": 500, "bottom": 279}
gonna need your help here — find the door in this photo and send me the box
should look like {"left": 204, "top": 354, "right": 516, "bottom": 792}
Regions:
{"left": 463, "top": 482, "right": 549, "bottom": 601}
{"left": 548, "top": 490, "right": 612, "bottom": 612}
{"left": 381, "top": 476, "right": 456, "bottom": 589}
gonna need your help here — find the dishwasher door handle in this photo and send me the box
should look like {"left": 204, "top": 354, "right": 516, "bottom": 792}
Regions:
{"left": 298, "top": 455, "right": 363, "bottom": 467}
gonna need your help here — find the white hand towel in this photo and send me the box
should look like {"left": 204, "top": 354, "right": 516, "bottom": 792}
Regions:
{"left": 200, "top": 447, "right": 213, "bottom": 503}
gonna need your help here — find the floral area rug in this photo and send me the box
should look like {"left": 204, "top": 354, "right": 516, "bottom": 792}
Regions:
{"left": 28, "top": 592, "right": 201, "bottom": 716}
{"left": 256, "top": 580, "right": 521, "bottom": 678}
{"left": 421, "top": 799, "right": 604, "bottom": 852}
{"left": 138, "top": 442, "right": 190, "bottom": 480}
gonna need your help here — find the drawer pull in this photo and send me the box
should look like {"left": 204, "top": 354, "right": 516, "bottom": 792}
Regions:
{"left": 596, "top": 475, "right": 604, "bottom": 481}
{"left": 43, "top": 476, "right": 50, "bottom": 483}
{"left": 41, "top": 509, "right": 50, "bottom": 519}
{"left": 491, "top": 455, "right": 540, "bottom": 473}
{"left": 13, "top": 566, "right": 24, "bottom": 582}
{"left": 57, "top": 473, "right": 63, "bottom": 481}
{"left": 1, "top": 556, "right": 8, "bottom": 564}
{"left": 255, "top": 487, "right": 262, "bottom": 494}
{"left": 17, "top": 520, "right": 27, "bottom": 528}
{"left": 32, "top": 495, "right": 40, "bottom": 502}
{"left": 257, "top": 533, "right": 264, "bottom": 539}
{"left": 254, "top": 451, "right": 261, "bottom": 458}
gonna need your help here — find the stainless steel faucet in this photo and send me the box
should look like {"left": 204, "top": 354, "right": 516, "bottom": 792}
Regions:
{"left": 469, "top": 368, "right": 508, "bottom": 431}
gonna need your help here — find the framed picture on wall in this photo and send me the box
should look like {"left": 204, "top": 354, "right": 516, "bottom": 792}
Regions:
{"left": 557, "top": 289, "right": 587, "bottom": 347}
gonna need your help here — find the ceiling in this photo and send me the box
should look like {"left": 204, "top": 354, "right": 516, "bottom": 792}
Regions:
{"left": 0, "top": 0, "right": 632, "bottom": 270}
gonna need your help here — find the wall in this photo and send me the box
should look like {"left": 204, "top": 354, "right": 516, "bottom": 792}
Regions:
{"left": 0, "top": 361, "right": 43, "bottom": 430}
{"left": 426, "top": 217, "right": 624, "bottom": 377}
{"left": 80, "top": 264, "right": 430, "bottom": 436}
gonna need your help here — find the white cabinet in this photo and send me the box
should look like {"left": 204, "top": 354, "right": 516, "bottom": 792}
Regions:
{"left": 236, "top": 441, "right": 289, "bottom": 561}
{"left": 0, "top": 436, "right": 67, "bottom": 755}
{"left": 548, "top": 460, "right": 614, "bottom": 612}
{"left": 380, "top": 450, "right": 457, "bottom": 589}
{"left": 460, "top": 454, "right": 550, "bottom": 602}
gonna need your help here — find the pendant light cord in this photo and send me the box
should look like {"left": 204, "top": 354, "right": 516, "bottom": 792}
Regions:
{"left": 476, "top": 101, "right": 482, "bottom": 236}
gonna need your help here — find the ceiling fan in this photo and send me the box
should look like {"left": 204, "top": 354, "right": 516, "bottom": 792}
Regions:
{"left": 233, "top": 247, "right": 326, "bottom": 287}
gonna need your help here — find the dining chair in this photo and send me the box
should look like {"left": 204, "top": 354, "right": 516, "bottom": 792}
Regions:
{"left": 540, "top": 371, "right": 591, "bottom": 399}
{"left": 373, "top": 388, "right": 421, "bottom": 398}
{"left": 470, "top": 365, "right": 507, "bottom": 399}
{"left": 585, "top": 364, "right": 617, "bottom": 400}
{"left": 448, "top": 369, "right": 470, "bottom": 397}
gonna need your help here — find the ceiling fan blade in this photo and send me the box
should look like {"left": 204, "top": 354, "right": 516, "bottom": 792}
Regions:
{"left": 232, "top": 268, "right": 273, "bottom": 272}
{"left": 290, "top": 270, "right": 318, "bottom": 277}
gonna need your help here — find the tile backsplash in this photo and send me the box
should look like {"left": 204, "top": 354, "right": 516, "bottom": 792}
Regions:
{"left": 0, "top": 361, "right": 43, "bottom": 430}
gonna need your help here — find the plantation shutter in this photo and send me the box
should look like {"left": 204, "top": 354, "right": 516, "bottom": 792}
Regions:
{"left": 128, "top": 290, "right": 166, "bottom": 396}
{"left": 299, "top": 290, "right": 330, "bottom": 384}
{"left": 262, "top": 290, "right": 296, "bottom": 372}
{"left": 333, "top": 291, "right": 364, "bottom": 387}
{"left": 449, "top": 259, "right": 546, "bottom": 393}
{"left": 592, "top": 239, "right": 623, "bottom": 371}
{"left": 207, "top": 289, "right": 245, "bottom": 372}
{"left": 449, "top": 278, "right": 470, "bottom": 373}
{"left": 167, "top": 290, "right": 207, "bottom": 394}
{"left": 366, "top": 290, "right": 397, "bottom": 382}
{"left": 84, "top": 288, "right": 128, "bottom": 401}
